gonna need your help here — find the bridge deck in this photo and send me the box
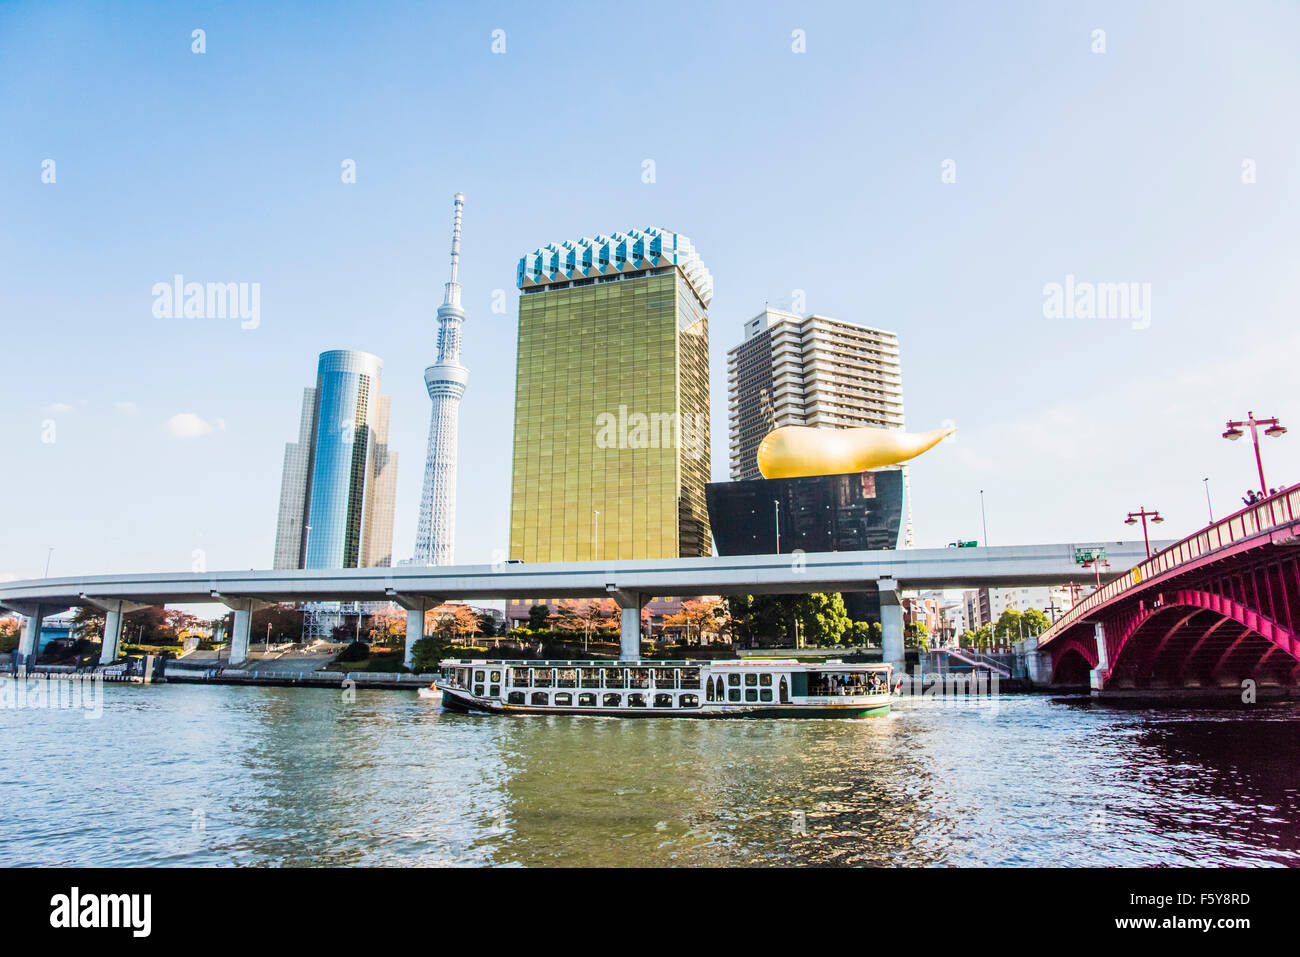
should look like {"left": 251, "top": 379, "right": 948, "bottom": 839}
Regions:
{"left": 0, "top": 541, "right": 1165, "bottom": 612}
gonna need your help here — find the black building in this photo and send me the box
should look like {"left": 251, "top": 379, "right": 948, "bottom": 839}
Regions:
{"left": 705, "top": 468, "right": 903, "bottom": 621}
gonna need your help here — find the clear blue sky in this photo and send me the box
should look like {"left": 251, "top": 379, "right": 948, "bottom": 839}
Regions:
{"left": 3, "top": 0, "right": 1299, "bottom": 582}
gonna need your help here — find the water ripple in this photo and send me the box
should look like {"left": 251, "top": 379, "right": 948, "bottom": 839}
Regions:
{"left": 0, "top": 687, "right": 1296, "bottom": 865}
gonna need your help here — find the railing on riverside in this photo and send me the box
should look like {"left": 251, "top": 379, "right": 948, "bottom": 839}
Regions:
{"left": 1041, "top": 484, "right": 1300, "bottom": 645}
{"left": 943, "top": 647, "right": 1013, "bottom": 678}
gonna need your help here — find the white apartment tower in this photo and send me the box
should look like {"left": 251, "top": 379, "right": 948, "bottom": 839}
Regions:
{"left": 726, "top": 307, "right": 911, "bottom": 544}
{"left": 414, "top": 193, "right": 470, "bottom": 566}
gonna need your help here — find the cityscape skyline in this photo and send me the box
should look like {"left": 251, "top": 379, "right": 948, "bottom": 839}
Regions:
{"left": 4, "top": 2, "right": 1300, "bottom": 583}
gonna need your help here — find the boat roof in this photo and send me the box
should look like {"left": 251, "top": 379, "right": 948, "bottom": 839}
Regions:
{"left": 441, "top": 658, "right": 889, "bottom": 669}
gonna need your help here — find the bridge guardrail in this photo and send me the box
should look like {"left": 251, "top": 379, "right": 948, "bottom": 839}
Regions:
{"left": 1041, "top": 484, "right": 1300, "bottom": 645}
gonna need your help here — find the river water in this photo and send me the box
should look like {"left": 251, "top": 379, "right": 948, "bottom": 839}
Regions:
{"left": 0, "top": 683, "right": 1296, "bottom": 866}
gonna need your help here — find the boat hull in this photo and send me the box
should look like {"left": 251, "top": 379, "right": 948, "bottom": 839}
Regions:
{"left": 437, "top": 685, "right": 888, "bottom": 719}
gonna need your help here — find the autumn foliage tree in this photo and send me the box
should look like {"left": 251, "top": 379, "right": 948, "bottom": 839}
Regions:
{"left": 367, "top": 607, "right": 406, "bottom": 648}
{"left": 426, "top": 603, "right": 482, "bottom": 644}
{"left": 665, "top": 598, "right": 725, "bottom": 643}
{"left": 553, "top": 599, "right": 616, "bottom": 648}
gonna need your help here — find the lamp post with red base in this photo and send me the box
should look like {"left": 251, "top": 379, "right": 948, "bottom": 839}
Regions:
{"left": 1075, "top": 546, "right": 1109, "bottom": 590}
{"left": 1124, "top": 506, "right": 1164, "bottom": 559}
{"left": 1223, "top": 412, "right": 1287, "bottom": 498}
{"left": 1080, "top": 556, "right": 1109, "bottom": 589}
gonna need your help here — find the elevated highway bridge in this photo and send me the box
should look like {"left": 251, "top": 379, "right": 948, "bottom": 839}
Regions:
{"left": 1, "top": 540, "right": 1161, "bottom": 670}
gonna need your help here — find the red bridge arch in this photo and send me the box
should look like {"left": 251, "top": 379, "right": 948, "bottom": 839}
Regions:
{"left": 1039, "top": 486, "right": 1300, "bottom": 690}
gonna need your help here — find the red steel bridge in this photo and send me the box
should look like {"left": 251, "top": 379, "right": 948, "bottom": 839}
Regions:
{"left": 1038, "top": 485, "right": 1300, "bottom": 691}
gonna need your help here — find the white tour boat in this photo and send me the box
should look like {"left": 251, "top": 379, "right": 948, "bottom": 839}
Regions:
{"left": 434, "top": 658, "right": 892, "bottom": 718}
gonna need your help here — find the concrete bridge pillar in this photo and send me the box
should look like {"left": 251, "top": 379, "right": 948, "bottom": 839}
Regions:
{"left": 384, "top": 591, "right": 439, "bottom": 670}
{"left": 1090, "top": 622, "right": 1109, "bottom": 692}
{"left": 404, "top": 605, "right": 425, "bottom": 668}
{"left": 606, "top": 587, "right": 645, "bottom": 660}
{"left": 211, "top": 593, "right": 274, "bottom": 667}
{"left": 78, "top": 597, "right": 150, "bottom": 665}
{"left": 1020, "top": 635, "right": 1052, "bottom": 686}
{"left": 230, "top": 603, "right": 253, "bottom": 665}
{"left": 878, "top": 578, "right": 905, "bottom": 673}
{"left": 16, "top": 605, "right": 45, "bottom": 670}
{"left": 101, "top": 605, "right": 123, "bottom": 664}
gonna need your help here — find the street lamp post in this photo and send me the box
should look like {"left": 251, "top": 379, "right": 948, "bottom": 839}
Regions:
{"left": 1203, "top": 477, "right": 1213, "bottom": 524}
{"left": 773, "top": 500, "right": 781, "bottom": 554}
{"left": 979, "top": 489, "right": 989, "bottom": 547}
{"left": 1223, "top": 411, "right": 1287, "bottom": 498}
{"left": 43, "top": 547, "right": 53, "bottom": 578}
{"left": 1124, "top": 506, "right": 1165, "bottom": 559}
{"left": 1080, "top": 556, "right": 1110, "bottom": 588}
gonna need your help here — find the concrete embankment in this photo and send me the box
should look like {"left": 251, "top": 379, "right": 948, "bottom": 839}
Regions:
{"left": 163, "top": 663, "right": 437, "bottom": 690}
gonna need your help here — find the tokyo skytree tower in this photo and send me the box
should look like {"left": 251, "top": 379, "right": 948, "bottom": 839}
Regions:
{"left": 414, "top": 193, "right": 469, "bottom": 565}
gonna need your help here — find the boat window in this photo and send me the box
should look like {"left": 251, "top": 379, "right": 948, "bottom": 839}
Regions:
{"left": 578, "top": 693, "right": 597, "bottom": 707}
{"left": 474, "top": 684, "right": 485, "bottom": 697}
{"left": 705, "top": 678, "right": 715, "bottom": 702}
{"left": 629, "top": 668, "right": 650, "bottom": 689}
{"left": 745, "top": 689, "right": 758, "bottom": 702}
{"left": 807, "top": 671, "right": 870, "bottom": 697}
{"left": 680, "top": 668, "right": 701, "bottom": 690}
{"left": 627, "top": 693, "right": 647, "bottom": 707}
{"left": 779, "top": 677, "right": 789, "bottom": 704}
{"left": 728, "top": 689, "right": 741, "bottom": 702}
{"left": 760, "top": 689, "right": 773, "bottom": 702}
{"left": 680, "top": 694, "right": 699, "bottom": 708}
{"left": 580, "top": 669, "right": 601, "bottom": 688}
{"left": 653, "top": 669, "right": 676, "bottom": 689}
{"left": 491, "top": 671, "right": 501, "bottom": 683}
{"left": 534, "top": 668, "right": 554, "bottom": 688}
{"left": 554, "top": 693, "right": 573, "bottom": 706}
{"left": 653, "top": 693, "right": 673, "bottom": 708}
{"left": 759, "top": 674, "right": 772, "bottom": 687}
{"left": 530, "top": 692, "right": 549, "bottom": 706}
{"left": 603, "top": 693, "right": 622, "bottom": 707}
{"left": 511, "top": 667, "right": 531, "bottom": 687}
{"left": 604, "top": 668, "right": 626, "bottom": 688}
{"left": 474, "top": 671, "right": 486, "bottom": 684}
{"left": 558, "top": 668, "right": 577, "bottom": 688}
{"left": 728, "top": 674, "right": 740, "bottom": 686}
{"left": 507, "top": 691, "right": 525, "bottom": 704}
{"left": 744, "top": 674, "right": 757, "bottom": 687}
{"left": 490, "top": 685, "right": 500, "bottom": 697}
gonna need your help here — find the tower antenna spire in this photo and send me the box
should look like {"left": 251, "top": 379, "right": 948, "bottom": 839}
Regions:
{"left": 444, "top": 192, "right": 464, "bottom": 308}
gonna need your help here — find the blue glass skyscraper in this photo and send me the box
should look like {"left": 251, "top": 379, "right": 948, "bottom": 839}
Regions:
{"left": 273, "top": 350, "right": 398, "bottom": 569}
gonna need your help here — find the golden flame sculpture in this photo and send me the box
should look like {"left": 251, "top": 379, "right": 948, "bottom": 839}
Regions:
{"left": 757, "top": 425, "right": 956, "bottom": 479}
